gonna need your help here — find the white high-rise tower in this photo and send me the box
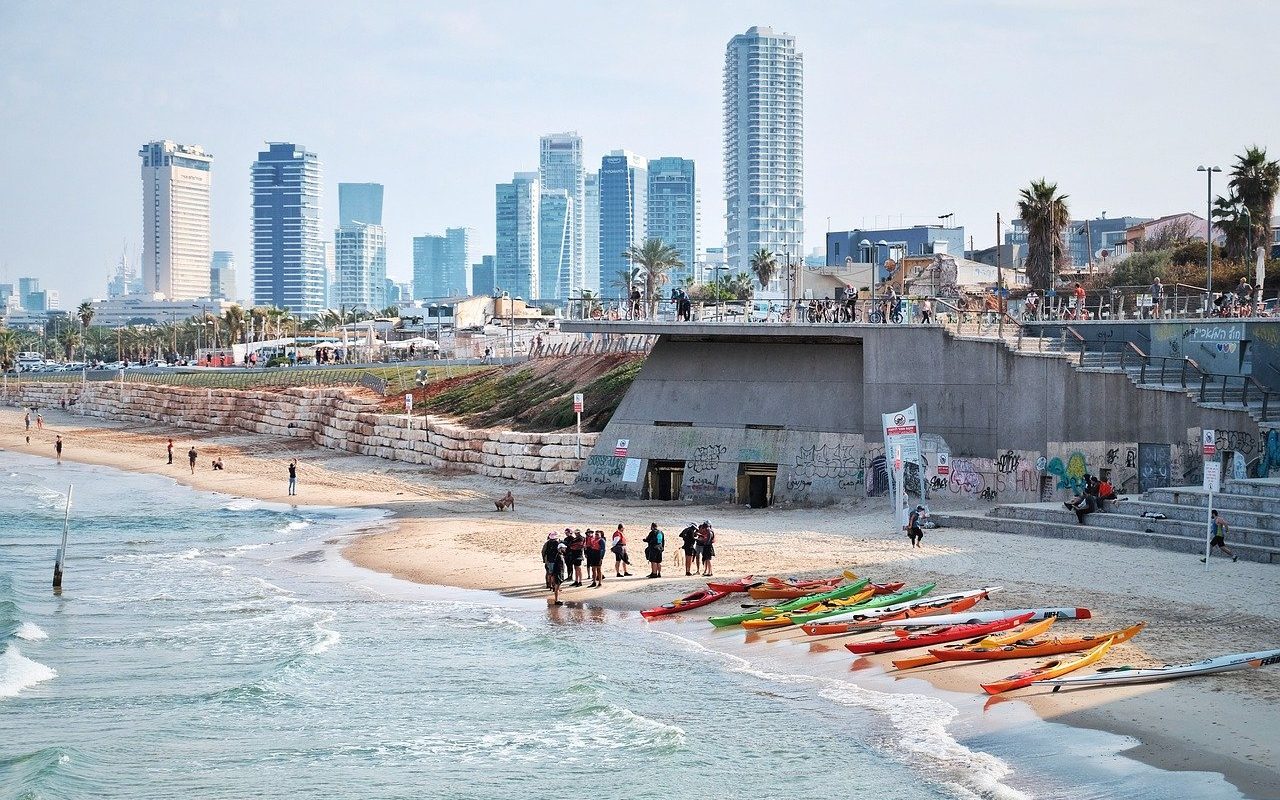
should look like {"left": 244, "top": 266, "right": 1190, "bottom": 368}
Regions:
{"left": 539, "top": 132, "right": 585, "bottom": 299}
{"left": 139, "top": 140, "right": 213, "bottom": 300}
{"left": 723, "top": 26, "right": 804, "bottom": 275}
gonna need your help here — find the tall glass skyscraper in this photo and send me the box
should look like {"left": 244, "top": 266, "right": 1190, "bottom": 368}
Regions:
{"left": 471, "top": 255, "right": 496, "bottom": 297}
{"left": 724, "top": 26, "right": 804, "bottom": 275}
{"left": 252, "top": 143, "right": 324, "bottom": 315}
{"left": 647, "top": 157, "right": 698, "bottom": 287}
{"left": 415, "top": 227, "right": 475, "bottom": 299}
{"left": 539, "top": 190, "right": 572, "bottom": 300}
{"left": 495, "top": 172, "right": 539, "bottom": 300}
{"left": 598, "top": 151, "right": 646, "bottom": 297}
{"left": 539, "top": 133, "right": 584, "bottom": 298}
{"left": 584, "top": 172, "right": 600, "bottom": 294}
{"left": 140, "top": 140, "right": 213, "bottom": 300}
{"left": 210, "top": 251, "right": 237, "bottom": 302}
{"left": 338, "top": 182, "right": 384, "bottom": 227}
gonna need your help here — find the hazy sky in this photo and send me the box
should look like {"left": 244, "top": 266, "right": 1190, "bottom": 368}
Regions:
{"left": 2, "top": 0, "right": 1277, "bottom": 303}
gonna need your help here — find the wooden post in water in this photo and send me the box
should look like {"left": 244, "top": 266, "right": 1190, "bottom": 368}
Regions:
{"left": 53, "top": 484, "right": 73, "bottom": 590}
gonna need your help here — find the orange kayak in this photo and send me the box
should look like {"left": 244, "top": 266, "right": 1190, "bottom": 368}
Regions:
{"left": 981, "top": 637, "right": 1115, "bottom": 694}
{"left": 928, "top": 623, "right": 1144, "bottom": 662}
{"left": 892, "top": 616, "right": 1057, "bottom": 670}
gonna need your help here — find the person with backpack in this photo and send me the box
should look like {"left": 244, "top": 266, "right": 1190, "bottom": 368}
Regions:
{"left": 696, "top": 521, "right": 716, "bottom": 576}
{"left": 907, "top": 506, "right": 925, "bottom": 548}
{"left": 584, "top": 530, "right": 607, "bottom": 588}
{"left": 565, "top": 529, "right": 585, "bottom": 587}
{"left": 643, "top": 523, "right": 665, "bottom": 578}
{"left": 541, "top": 532, "right": 566, "bottom": 605}
{"left": 610, "top": 525, "right": 632, "bottom": 577}
{"left": 679, "top": 522, "right": 700, "bottom": 575}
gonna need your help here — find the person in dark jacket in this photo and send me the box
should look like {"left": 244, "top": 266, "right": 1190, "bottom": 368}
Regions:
{"left": 679, "top": 523, "right": 699, "bottom": 575}
{"left": 643, "top": 523, "right": 665, "bottom": 578}
{"left": 541, "top": 532, "right": 565, "bottom": 605}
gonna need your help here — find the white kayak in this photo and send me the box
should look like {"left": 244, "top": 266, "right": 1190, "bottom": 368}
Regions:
{"left": 1037, "top": 648, "right": 1280, "bottom": 691}
{"left": 816, "top": 587, "right": 1001, "bottom": 626}
{"left": 894, "top": 607, "right": 1092, "bottom": 629}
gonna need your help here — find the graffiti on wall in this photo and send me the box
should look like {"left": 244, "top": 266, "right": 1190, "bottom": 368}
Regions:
{"left": 580, "top": 455, "right": 626, "bottom": 486}
{"left": 793, "top": 444, "right": 861, "bottom": 479}
{"left": 1137, "top": 443, "right": 1172, "bottom": 492}
{"left": 688, "top": 444, "right": 727, "bottom": 474}
{"left": 1261, "top": 430, "right": 1280, "bottom": 478}
{"left": 1046, "top": 452, "right": 1088, "bottom": 493}
{"left": 1215, "top": 429, "right": 1257, "bottom": 457}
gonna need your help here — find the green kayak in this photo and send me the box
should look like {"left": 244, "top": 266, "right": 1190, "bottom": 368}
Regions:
{"left": 708, "top": 578, "right": 871, "bottom": 628}
{"left": 784, "top": 583, "right": 937, "bottom": 626}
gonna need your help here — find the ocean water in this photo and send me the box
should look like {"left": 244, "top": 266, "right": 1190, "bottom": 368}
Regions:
{"left": 0, "top": 451, "right": 1248, "bottom": 799}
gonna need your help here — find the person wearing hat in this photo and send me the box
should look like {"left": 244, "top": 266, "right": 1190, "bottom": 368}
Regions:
{"left": 696, "top": 521, "right": 716, "bottom": 576}
{"left": 541, "top": 532, "right": 566, "bottom": 605}
{"left": 907, "top": 505, "right": 925, "bottom": 548}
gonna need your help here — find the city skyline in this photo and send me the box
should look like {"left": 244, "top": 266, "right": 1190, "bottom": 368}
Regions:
{"left": 2, "top": 2, "right": 1278, "bottom": 305}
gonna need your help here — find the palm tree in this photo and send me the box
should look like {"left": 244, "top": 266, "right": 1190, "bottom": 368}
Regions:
{"left": 77, "top": 301, "right": 95, "bottom": 329}
{"left": 623, "top": 238, "right": 684, "bottom": 318}
{"left": 613, "top": 267, "right": 641, "bottom": 298}
{"left": 378, "top": 305, "right": 400, "bottom": 318}
{"left": 1211, "top": 196, "right": 1252, "bottom": 262}
{"left": 0, "top": 329, "right": 19, "bottom": 372}
{"left": 56, "top": 325, "right": 80, "bottom": 360}
{"left": 750, "top": 248, "right": 778, "bottom": 292}
{"left": 222, "top": 305, "right": 246, "bottom": 345}
{"left": 1017, "top": 179, "right": 1071, "bottom": 290}
{"left": 1226, "top": 145, "right": 1280, "bottom": 260}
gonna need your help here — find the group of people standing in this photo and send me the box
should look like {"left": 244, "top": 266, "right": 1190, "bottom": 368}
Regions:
{"left": 540, "top": 521, "right": 717, "bottom": 604}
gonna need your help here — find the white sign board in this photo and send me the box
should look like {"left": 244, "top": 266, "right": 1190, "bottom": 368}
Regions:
{"left": 404, "top": 393, "right": 414, "bottom": 415}
{"left": 1203, "top": 461, "right": 1221, "bottom": 493}
{"left": 622, "top": 458, "right": 642, "bottom": 483}
{"left": 614, "top": 439, "right": 629, "bottom": 457}
{"left": 1202, "top": 429, "right": 1216, "bottom": 457}
{"left": 881, "top": 405, "right": 921, "bottom": 463}
{"left": 573, "top": 393, "right": 584, "bottom": 413}
{"left": 936, "top": 452, "right": 950, "bottom": 476}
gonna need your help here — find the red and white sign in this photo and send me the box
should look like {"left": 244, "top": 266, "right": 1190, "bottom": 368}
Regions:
{"left": 1202, "top": 429, "right": 1216, "bottom": 458}
{"left": 573, "top": 393, "right": 584, "bottom": 413}
{"left": 614, "top": 439, "right": 629, "bottom": 457}
{"left": 936, "top": 452, "right": 951, "bottom": 476}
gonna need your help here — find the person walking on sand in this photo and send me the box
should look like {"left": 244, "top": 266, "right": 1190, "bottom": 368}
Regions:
{"left": 36, "top": 412, "right": 43, "bottom": 430}
{"left": 187, "top": 446, "right": 197, "bottom": 474}
{"left": 288, "top": 459, "right": 298, "bottom": 496}
{"left": 643, "top": 523, "right": 665, "bottom": 579}
{"left": 54, "top": 435, "right": 63, "bottom": 464}
{"left": 610, "top": 525, "right": 632, "bottom": 577}
{"left": 1201, "top": 510, "right": 1239, "bottom": 563}
{"left": 541, "top": 532, "right": 565, "bottom": 606}
{"left": 907, "top": 505, "right": 925, "bottom": 548}
{"left": 167, "top": 438, "right": 174, "bottom": 465}
{"left": 24, "top": 411, "right": 30, "bottom": 432}
{"left": 679, "top": 522, "right": 699, "bottom": 576}
{"left": 696, "top": 521, "right": 716, "bottom": 576}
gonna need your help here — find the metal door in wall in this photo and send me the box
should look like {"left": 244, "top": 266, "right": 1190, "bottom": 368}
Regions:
{"left": 1137, "top": 443, "right": 1172, "bottom": 492}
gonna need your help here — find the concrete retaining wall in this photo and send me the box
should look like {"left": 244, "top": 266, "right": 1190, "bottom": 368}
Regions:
{"left": 2, "top": 382, "right": 593, "bottom": 485}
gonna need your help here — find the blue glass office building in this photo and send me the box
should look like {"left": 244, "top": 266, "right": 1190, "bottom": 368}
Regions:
{"left": 252, "top": 143, "right": 325, "bottom": 316}
{"left": 647, "top": 157, "right": 698, "bottom": 286}
{"left": 598, "top": 151, "right": 646, "bottom": 295}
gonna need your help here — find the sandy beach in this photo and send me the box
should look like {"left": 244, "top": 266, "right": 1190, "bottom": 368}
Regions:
{"left": 5, "top": 404, "right": 1278, "bottom": 797}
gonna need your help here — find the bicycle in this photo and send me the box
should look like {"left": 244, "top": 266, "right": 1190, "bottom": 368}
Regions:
{"left": 869, "top": 309, "right": 903, "bottom": 324}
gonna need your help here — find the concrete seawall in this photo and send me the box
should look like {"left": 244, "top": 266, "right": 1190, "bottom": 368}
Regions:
{"left": 3, "top": 381, "right": 593, "bottom": 484}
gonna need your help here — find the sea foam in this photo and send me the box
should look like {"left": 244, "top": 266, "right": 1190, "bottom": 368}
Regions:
{"left": 0, "top": 645, "right": 57, "bottom": 699}
{"left": 15, "top": 622, "right": 49, "bottom": 641}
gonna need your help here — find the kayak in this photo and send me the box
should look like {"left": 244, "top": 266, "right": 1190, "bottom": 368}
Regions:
{"left": 1037, "top": 647, "right": 1280, "bottom": 691}
{"left": 894, "top": 607, "right": 1092, "bottom": 630}
{"left": 928, "top": 622, "right": 1144, "bottom": 661}
{"left": 708, "top": 578, "right": 871, "bottom": 628}
{"left": 892, "top": 616, "right": 1058, "bottom": 670}
{"left": 706, "top": 576, "right": 757, "bottom": 594}
{"left": 982, "top": 637, "right": 1115, "bottom": 695}
{"left": 740, "top": 589, "right": 874, "bottom": 630}
{"left": 641, "top": 588, "right": 729, "bottom": 618}
{"left": 802, "top": 588, "right": 997, "bottom": 635}
{"left": 846, "top": 612, "right": 1035, "bottom": 655}
{"left": 748, "top": 578, "right": 844, "bottom": 600}
{"left": 869, "top": 581, "right": 906, "bottom": 595}
{"left": 785, "top": 583, "right": 937, "bottom": 626}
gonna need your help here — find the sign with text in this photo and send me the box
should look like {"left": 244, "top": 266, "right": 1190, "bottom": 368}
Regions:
{"left": 1203, "top": 461, "right": 1221, "bottom": 493}
{"left": 614, "top": 439, "right": 629, "bottom": 457}
{"left": 936, "top": 452, "right": 951, "bottom": 476}
{"left": 622, "top": 458, "right": 641, "bottom": 483}
{"left": 404, "top": 393, "right": 413, "bottom": 415}
{"left": 1202, "top": 429, "right": 1216, "bottom": 458}
{"left": 573, "top": 393, "right": 584, "bottom": 413}
{"left": 881, "top": 404, "right": 921, "bottom": 463}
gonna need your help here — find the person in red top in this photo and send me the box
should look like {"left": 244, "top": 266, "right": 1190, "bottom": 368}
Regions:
{"left": 1071, "top": 282, "right": 1086, "bottom": 319}
{"left": 610, "top": 525, "right": 631, "bottom": 577}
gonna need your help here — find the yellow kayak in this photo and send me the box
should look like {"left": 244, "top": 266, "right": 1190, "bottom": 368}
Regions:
{"left": 893, "top": 617, "right": 1057, "bottom": 670}
{"left": 740, "top": 588, "right": 875, "bottom": 630}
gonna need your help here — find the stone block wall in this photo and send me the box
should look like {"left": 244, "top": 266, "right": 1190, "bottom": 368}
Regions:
{"left": 2, "top": 382, "right": 593, "bottom": 485}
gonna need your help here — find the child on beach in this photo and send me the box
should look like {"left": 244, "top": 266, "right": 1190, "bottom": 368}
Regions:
{"left": 610, "top": 525, "right": 631, "bottom": 577}
{"left": 1201, "top": 510, "right": 1239, "bottom": 563}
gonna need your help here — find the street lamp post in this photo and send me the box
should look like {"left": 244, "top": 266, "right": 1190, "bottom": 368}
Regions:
{"left": 1198, "top": 165, "right": 1222, "bottom": 315}
{"left": 860, "top": 239, "right": 873, "bottom": 321}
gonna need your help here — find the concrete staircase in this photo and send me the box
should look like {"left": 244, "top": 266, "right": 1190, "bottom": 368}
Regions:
{"left": 932, "top": 478, "right": 1280, "bottom": 564}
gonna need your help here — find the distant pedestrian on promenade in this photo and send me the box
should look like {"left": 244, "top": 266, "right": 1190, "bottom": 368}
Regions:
{"left": 919, "top": 297, "right": 934, "bottom": 325}
{"left": 1150, "top": 278, "right": 1163, "bottom": 319}
{"left": 288, "top": 459, "right": 298, "bottom": 495}
{"left": 643, "top": 523, "right": 664, "bottom": 578}
{"left": 1201, "top": 510, "right": 1238, "bottom": 563}
{"left": 188, "top": 446, "right": 198, "bottom": 474}
{"left": 610, "top": 525, "right": 632, "bottom": 577}
{"left": 54, "top": 435, "right": 63, "bottom": 464}
{"left": 542, "top": 532, "right": 565, "bottom": 606}
{"left": 907, "top": 505, "right": 925, "bottom": 548}
{"left": 167, "top": 438, "right": 174, "bottom": 465}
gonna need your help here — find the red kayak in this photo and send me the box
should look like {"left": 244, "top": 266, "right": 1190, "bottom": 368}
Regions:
{"left": 641, "top": 588, "right": 729, "bottom": 618}
{"left": 845, "top": 612, "right": 1034, "bottom": 655}
{"left": 869, "top": 581, "right": 906, "bottom": 595}
{"left": 706, "top": 576, "right": 757, "bottom": 594}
